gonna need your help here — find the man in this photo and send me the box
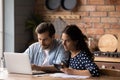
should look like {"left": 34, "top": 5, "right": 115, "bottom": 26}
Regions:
{"left": 24, "top": 22, "right": 69, "bottom": 71}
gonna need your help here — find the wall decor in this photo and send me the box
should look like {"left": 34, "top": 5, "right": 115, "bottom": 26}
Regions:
{"left": 45, "top": 0, "right": 61, "bottom": 11}
{"left": 61, "top": 0, "right": 77, "bottom": 11}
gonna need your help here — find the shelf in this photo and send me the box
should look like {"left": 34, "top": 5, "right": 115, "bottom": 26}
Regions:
{"left": 43, "top": 14, "right": 81, "bottom": 19}
{"left": 95, "top": 57, "right": 120, "bottom": 63}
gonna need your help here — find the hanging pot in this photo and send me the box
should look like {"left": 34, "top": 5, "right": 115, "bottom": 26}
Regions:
{"left": 53, "top": 17, "right": 67, "bottom": 39}
{"left": 61, "top": 0, "right": 77, "bottom": 11}
{"left": 45, "top": 0, "right": 61, "bottom": 11}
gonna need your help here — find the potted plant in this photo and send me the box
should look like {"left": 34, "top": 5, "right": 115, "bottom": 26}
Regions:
{"left": 25, "top": 13, "right": 44, "bottom": 40}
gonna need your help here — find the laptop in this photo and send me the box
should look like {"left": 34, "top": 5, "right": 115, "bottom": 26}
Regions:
{"left": 4, "top": 52, "right": 45, "bottom": 75}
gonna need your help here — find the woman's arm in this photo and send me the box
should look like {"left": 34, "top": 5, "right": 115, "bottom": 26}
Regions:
{"left": 60, "top": 68, "right": 91, "bottom": 76}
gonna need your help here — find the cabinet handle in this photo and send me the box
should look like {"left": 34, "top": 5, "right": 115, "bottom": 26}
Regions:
{"left": 110, "top": 66, "right": 115, "bottom": 69}
{"left": 101, "top": 65, "right": 106, "bottom": 69}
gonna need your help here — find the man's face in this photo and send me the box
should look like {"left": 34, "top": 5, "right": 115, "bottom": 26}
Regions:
{"left": 37, "top": 31, "right": 54, "bottom": 50}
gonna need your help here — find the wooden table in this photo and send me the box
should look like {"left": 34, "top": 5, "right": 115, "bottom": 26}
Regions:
{"left": 4, "top": 73, "right": 120, "bottom": 80}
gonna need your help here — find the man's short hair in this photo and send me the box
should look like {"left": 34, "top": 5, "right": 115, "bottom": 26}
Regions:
{"left": 35, "top": 22, "right": 55, "bottom": 37}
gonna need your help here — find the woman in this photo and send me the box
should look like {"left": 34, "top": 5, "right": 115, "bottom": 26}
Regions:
{"left": 60, "top": 24, "right": 100, "bottom": 77}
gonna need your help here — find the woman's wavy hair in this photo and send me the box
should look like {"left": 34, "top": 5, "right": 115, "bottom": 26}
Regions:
{"left": 62, "top": 24, "right": 94, "bottom": 60}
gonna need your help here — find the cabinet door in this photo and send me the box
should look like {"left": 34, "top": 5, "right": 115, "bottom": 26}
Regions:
{"left": 95, "top": 62, "right": 120, "bottom": 70}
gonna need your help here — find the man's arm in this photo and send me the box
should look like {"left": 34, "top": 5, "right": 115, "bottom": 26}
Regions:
{"left": 32, "top": 64, "right": 60, "bottom": 72}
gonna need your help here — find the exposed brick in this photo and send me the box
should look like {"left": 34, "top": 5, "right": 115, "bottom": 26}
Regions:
{"left": 87, "top": 28, "right": 104, "bottom": 35}
{"left": 77, "top": 22, "right": 92, "bottom": 28}
{"left": 102, "top": 23, "right": 111, "bottom": 28}
{"left": 116, "top": 6, "right": 120, "bottom": 11}
{"left": 95, "top": 35, "right": 103, "bottom": 40}
{"left": 115, "top": 0, "right": 120, "bottom": 4}
{"left": 79, "top": 6, "right": 96, "bottom": 11}
{"left": 105, "top": 0, "right": 116, "bottom": 5}
{"left": 109, "top": 12, "right": 120, "bottom": 17}
{"left": 87, "top": 0, "right": 104, "bottom": 5}
{"left": 81, "top": 0, "right": 87, "bottom": 5}
{"left": 90, "top": 12, "right": 107, "bottom": 17}
{"left": 74, "top": 12, "right": 89, "bottom": 16}
{"left": 105, "top": 29, "right": 120, "bottom": 35}
{"left": 105, "top": 0, "right": 120, "bottom": 5}
{"left": 93, "top": 23, "right": 111, "bottom": 28}
{"left": 77, "top": 27, "right": 87, "bottom": 36}
{"left": 111, "top": 24, "right": 120, "bottom": 28}
{"left": 66, "top": 19, "right": 80, "bottom": 24}
{"left": 35, "top": 0, "right": 120, "bottom": 39}
{"left": 101, "top": 18, "right": 118, "bottom": 23}
{"left": 82, "top": 17, "right": 100, "bottom": 22}
{"left": 79, "top": 28, "right": 86, "bottom": 35}
{"left": 97, "top": 6, "right": 115, "bottom": 11}
{"left": 84, "top": 22, "right": 92, "bottom": 28}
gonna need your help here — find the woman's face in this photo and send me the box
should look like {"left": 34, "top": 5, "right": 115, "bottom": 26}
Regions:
{"left": 61, "top": 33, "right": 77, "bottom": 51}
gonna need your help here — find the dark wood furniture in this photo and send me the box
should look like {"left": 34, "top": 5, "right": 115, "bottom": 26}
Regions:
{"left": 95, "top": 57, "right": 120, "bottom": 70}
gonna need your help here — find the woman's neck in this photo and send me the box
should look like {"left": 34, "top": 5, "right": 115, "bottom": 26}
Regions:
{"left": 70, "top": 50, "right": 81, "bottom": 58}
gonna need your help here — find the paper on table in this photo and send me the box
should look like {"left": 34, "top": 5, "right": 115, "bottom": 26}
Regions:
{"left": 49, "top": 73, "right": 90, "bottom": 79}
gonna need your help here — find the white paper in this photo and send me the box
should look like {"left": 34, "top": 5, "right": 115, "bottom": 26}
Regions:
{"left": 33, "top": 74, "right": 48, "bottom": 77}
{"left": 49, "top": 73, "right": 90, "bottom": 79}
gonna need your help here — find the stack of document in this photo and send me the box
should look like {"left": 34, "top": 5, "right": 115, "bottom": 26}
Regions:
{"left": 49, "top": 73, "right": 90, "bottom": 79}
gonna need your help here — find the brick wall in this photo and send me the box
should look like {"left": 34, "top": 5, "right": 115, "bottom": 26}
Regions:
{"left": 34, "top": 0, "right": 120, "bottom": 51}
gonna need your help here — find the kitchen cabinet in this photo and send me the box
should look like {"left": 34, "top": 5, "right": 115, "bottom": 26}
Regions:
{"left": 95, "top": 57, "right": 120, "bottom": 70}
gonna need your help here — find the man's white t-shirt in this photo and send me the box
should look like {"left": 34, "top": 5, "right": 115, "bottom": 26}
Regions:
{"left": 42, "top": 50, "right": 49, "bottom": 66}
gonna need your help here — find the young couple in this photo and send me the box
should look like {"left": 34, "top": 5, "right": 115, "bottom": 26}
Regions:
{"left": 24, "top": 22, "right": 100, "bottom": 77}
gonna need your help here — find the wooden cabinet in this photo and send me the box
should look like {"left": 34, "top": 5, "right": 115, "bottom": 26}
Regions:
{"left": 95, "top": 62, "right": 120, "bottom": 70}
{"left": 95, "top": 57, "right": 120, "bottom": 70}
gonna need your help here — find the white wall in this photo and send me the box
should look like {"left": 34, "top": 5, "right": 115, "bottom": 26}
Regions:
{"left": 4, "top": 0, "right": 15, "bottom": 52}
{"left": 0, "top": 0, "right": 3, "bottom": 57}
{"left": 4, "top": 0, "right": 34, "bottom": 52}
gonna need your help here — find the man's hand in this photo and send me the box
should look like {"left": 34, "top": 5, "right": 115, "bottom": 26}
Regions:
{"left": 31, "top": 64, "right": 59, "bottom": 72}
{"left": 31, "top": 64, "right": 41, "bottom": 71}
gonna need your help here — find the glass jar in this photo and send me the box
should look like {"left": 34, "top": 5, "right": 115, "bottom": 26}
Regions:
{"left": 0, "top": 57, "right": 8, "bottom": 79}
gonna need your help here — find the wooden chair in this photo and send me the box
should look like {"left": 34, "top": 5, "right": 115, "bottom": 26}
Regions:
{"left": 100, "top": 69, "right": 120, "bottom": 77}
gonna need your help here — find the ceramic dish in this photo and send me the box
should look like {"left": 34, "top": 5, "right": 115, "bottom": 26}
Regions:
{"left": 61, "top": 0, "right": 77, "bottom": 11}
{"left": 45, "top": 0, "right": 61, "bottom": 10}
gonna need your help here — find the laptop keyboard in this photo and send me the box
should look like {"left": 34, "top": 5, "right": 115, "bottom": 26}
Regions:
{"left": 32, "top": 70, "right": 46, "bottom": 75}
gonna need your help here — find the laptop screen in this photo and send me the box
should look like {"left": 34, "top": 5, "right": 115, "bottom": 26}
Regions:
{"left": 4, "top": 52, "right": 33, "bottom": 74}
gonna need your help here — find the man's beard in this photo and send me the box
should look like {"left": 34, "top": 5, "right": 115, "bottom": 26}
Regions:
{"left": 42, "top": 44, "right": 51, "bottom": 50}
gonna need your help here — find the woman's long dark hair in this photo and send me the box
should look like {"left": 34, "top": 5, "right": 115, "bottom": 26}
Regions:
{"left": 62, "top": 24, "right": 94, "bottom": 60}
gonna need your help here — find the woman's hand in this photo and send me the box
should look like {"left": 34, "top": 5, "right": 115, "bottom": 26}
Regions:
{"left": 60, "top": 68, "right": 74, "bottom": 75}
{"left": 60, "top": 68, "right": 91, "bottom": 76}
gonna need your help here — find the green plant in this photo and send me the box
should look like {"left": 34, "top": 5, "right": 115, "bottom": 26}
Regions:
{"left": 25, "top": 13, "right": 44, "bottom": 40}
{"left": 25, "top": 13, "right": 44, "bottom": 32}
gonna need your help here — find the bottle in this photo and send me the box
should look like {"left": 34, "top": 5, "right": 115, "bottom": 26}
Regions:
{"left": 0, "top": 57, "right": 8, "bottom": 79}
{"left": 0, "top": 57, "right": 4, "bottom": 71}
